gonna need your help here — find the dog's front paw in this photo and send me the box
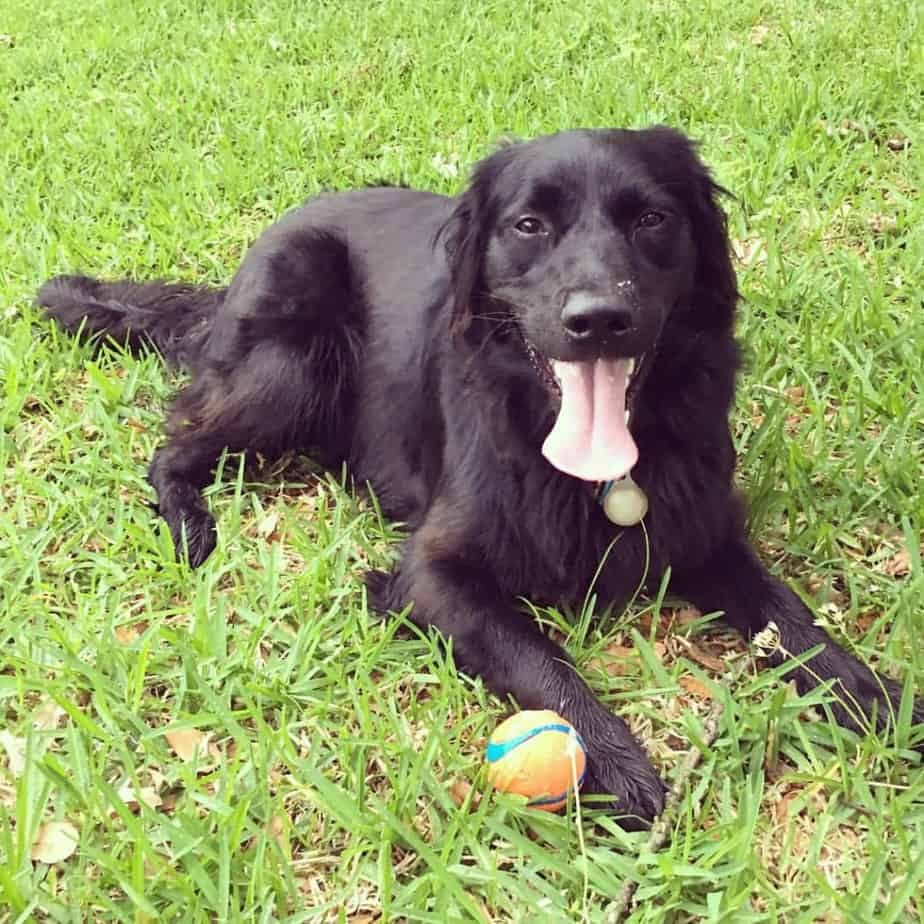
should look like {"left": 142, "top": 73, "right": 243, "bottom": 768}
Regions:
{"left": 363, "top": 569, "right": 392, "bottom": 613}
{"left": 582, "top": 745, "right": 666, "bottom": 829}
{"left": 791, "top": 642, "right": 924, "bottom": 746}
{"left": 166, "top": 505, "right": 217, "bottom": 568}
{"left": 567, "top": 707, "right": 666, "bottom": 828}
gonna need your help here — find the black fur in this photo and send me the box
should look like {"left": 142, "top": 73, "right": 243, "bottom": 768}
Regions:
{"left": 39, "top": 127, "right": 921, "bottom": 827}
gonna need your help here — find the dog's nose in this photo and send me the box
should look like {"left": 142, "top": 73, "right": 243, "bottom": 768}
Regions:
{"left": 561, "top": 294, "right": 635, "bottom": 343}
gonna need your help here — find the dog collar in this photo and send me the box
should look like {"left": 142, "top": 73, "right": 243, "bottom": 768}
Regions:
{"left": 596, "top": 475, "right": 648, "bottom": 526}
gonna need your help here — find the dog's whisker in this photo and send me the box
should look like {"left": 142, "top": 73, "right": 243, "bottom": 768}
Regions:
{"left": 474, "top": 292, "right": 530, "bottom": 314}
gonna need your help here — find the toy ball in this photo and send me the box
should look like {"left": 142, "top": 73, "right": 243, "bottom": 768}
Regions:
{"left": 485, "top": 709, "right": 587, "bottom": 811}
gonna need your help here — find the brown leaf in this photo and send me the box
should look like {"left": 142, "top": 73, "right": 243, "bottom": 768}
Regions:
{"left": 33, "top": 700, "right": 66, "bottom": 731}
{"left": 855, "top": 611, "right": 880, "bottom": 634}
{"left": 165, "top": 728, "right": 211, "bottom": 762}
{"left": 449, "top": 778, "right": 483, "bottom": 810}
{"left": 117, "top": 779, "right": 163, "bottom": 812}
{"left": 449, "top": 778, "right": 472, "bottom": 807}
{"left": 774, "top": 787, "right": 802, "bottom": 825}
{"left": 267, "top": 813, "right": 290, "bottom": 854}
{"left": 670, "top": 606, "right": 702, "bottom": 627}
{"left": 253, "top": 640, "right": 273, "bottom": 668}
{"left": 679, "top": 676, "right": 716, "bottom": 701}
{"left": 114, "top": 621, "right": 149, "bottom": 645}
{"left": 765, "top": 756, "right": 797, "bottom": 785}
{"left": 590, "top": 644, "right": 639, "bottom": 676}
{"left": 883, "top": 548, "right": 911, "bottom": 578}
{"left": 31, "top": 821, "right": 79, "bottom": 863}
{"left": 683, "top": 645, "right": 727, "bottom": 673}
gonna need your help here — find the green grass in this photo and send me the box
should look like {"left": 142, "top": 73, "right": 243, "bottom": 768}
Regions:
{"left": 1, "top": 0, "right": 923, "bottom": 920}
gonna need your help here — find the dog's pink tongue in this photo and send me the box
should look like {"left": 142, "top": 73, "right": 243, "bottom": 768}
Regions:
{"left": 541, "top": 358, "right": 638, "bottom": 481}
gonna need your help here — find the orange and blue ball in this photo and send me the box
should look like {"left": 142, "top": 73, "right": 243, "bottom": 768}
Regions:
{"left": 485, "top": 710, "right": 587, "bottom": 811}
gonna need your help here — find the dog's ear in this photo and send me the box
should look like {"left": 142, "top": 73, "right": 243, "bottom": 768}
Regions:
{"left": 439, "top": 191, "right": 484, "bottom": 335}
{"left": 640, "top": 127, "right": 739, "bottom": 328}
{"left": 437, "top": 143, "right": 519, "bottom": 336}
{"left": 687, "top": 171, "right": 738, "bottom": 327}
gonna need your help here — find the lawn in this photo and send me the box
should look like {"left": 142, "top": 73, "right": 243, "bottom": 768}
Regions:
{"left": 1, "top": 0, "right": 923, "bottom": 920}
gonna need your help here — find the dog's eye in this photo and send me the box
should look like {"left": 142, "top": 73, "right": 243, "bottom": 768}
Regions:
{"left": 514, "top": 217, "right": 546, "bottom": 236}
{"left": 637, "top": 211, "right": 665, "bottom": 229}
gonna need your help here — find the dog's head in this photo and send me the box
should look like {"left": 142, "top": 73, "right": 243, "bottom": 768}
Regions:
{"left": 440, "top": 127, "right": 737, "bottom": 482}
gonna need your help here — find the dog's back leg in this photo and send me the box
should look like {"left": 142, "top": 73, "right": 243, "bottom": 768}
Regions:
{"left": 148, "top": 229, "right": 364, "bottom": 566}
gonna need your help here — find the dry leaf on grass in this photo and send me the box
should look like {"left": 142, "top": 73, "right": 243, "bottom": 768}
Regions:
{"left": 0, "top": 731, "right": 26, "bottom": 777}
{"left": 589, "top": 644, "right": 639, "bottom": 676}
{"left": 592, "top": 640, "right": 668, "bottom": 676}
{"left": 114, "top": 621, "right": 149, "bottom": 645}
{"left": 855, "top": 611, "right": 881, "bottom": 635}
{"left": 256, "top": 510, "right": 281, "bottom": 540}
{"left": 253, "top": 640, "right": 274, "bottom": 669}
{"left": 449, "top": 778, "right": 482, "bottom": 810}
{"left": 267, "top": 813, "right": 290, "bottom": 853}
{"left": 165, "top": 728, "right": 217, "bottom": 764}
{"left": 669, "top": 606, "right": 703, "bottom": 627}
{"left": 679, "top": 676, "right": 716, "bottom": 701}
{"left": 732, "top": 237, "right": 767, "bottom": 267}
{"left": 449, "top": 778, "right": 472, "bottom": 807}
{"left": 117, "top": 779, "right": 163, "bottom": 811}
{"left": 882, "top": 548, "right": 911, "bottom": 578}
{"left": 774, "top": 787, "right": 803, "bottom": 825}
{"left": 31, "top": 820, "right": 79, "bottom": 863}
{"left": 33, "top": 700, "right": 66, "bottom": 731}
{"left": 680, "top": 643, "right": 727, "bottom": 673}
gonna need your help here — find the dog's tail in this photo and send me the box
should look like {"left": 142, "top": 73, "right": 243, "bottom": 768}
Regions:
{"left": 36, "top": 273, "right": 225, "bottom": 368}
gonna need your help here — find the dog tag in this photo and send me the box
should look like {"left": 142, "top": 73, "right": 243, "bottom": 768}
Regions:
{"left": 600, "top": 475, "right": 648, "bottom": 526}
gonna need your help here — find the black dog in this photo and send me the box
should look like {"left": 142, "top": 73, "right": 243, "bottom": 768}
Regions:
{"left": 39, "top": 127, "right": 920, "bottom": 825}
